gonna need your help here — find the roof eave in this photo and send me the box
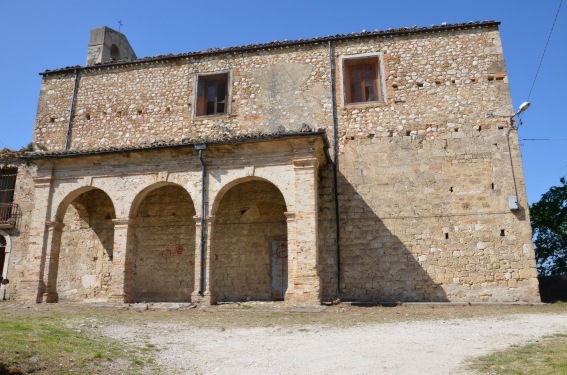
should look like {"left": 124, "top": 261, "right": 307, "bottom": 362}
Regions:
{"left": 21, "top": 131, "right": 330, "bottom": 160}
{"left": 39, "top": 21, "right": 500, "bottom": 76}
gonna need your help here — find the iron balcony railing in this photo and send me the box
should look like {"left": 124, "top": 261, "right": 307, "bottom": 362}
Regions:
{"left": 0, "top": 202, "right": 19, "bottom": 228}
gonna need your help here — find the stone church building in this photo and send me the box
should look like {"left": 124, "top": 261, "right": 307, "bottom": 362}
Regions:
{"left": 1, "top": 21, "right": 540, "bottom": 304}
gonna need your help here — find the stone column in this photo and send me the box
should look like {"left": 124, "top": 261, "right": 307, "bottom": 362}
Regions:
{"left": 42, "top": 221, "right": 65, "bottom": 303}
{"left": 192, "top": 215, "right": 217, "bottom": 304}
{"left": 285, "top": 158, "right": 321, "bottom": 304}
{"left": 20, "top": 175, "right": 54, "bottom": 303}
{"left": 108, "top": 218, "right": 130, "bottom": 303}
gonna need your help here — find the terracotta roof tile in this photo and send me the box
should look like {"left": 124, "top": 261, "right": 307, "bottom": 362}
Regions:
{"left": 22, "top": 130, "right": 328, "bottom": 159}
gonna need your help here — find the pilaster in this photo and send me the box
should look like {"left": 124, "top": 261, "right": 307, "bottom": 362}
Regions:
{"left": 191, "top": 215, "right": 217, "bottom": 304}
{"left": 22, "top": 175, "right": 54, "bottom": 303}
{"left": 42, "top": 221, "right": 65, "bottom": 303}
{"left": 285, "top": 158, "right": 321, "bottom": 304}
{"left": 108, "top": 218, "right": 130, "bottom": 302}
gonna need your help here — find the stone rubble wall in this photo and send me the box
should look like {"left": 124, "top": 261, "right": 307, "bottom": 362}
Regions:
{"left": 22, "top": 24, "right": 540, "bottom": 303}
{"left": 35, "top": 44, "right": 332, "bottom": 150}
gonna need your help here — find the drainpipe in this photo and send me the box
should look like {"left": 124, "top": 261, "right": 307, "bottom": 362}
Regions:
{"left": 506, "top": 126, "right": 520, "bottom": 209}
{"left": 64, "top": 70, "right": 80, "bottom": 150}
{"left": 195, "top": 143, "right": 207, "bottom": 294}
{"left": 328, "top": 40, "right": 341, "bottom": 299}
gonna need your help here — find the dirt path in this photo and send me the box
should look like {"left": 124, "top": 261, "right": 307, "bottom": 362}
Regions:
{"left": 102, "top": 312, "right": 567, "bottom": 374}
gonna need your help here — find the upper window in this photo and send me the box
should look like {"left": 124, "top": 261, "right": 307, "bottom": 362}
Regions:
{"left": 343, "top": 56, "right": 382, "bottom": 105}
{"left": 0, "top": 168, "right": 16, "bottom": 206}
{"left": 196, "top": 72, "right": 229, "bottom": 117}
{"left": 0, "top": 168, "right": 17, "bottom": 225}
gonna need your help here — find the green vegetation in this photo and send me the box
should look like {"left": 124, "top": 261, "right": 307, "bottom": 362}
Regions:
{"left": 468, "top": 334, "right": 567, "bottom": 375}
{"left": 21, "top": 142, "right": 34, "bottom": 152}
{"left": 0, "top": 313, "right": 158, "bottom": 374}
{"left": 530, "top": 175, "right": 567, "bottom": 275}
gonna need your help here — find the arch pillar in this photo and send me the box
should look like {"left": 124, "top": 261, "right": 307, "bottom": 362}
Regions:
{"left": 285, "top": 158, "right": 321, "bottom": 304}
{"left": 20, "top": 175, "right": 54, "bottom": 303}
{"left": 108, "top": 218, "right": 130, "bottom": 302}
{"left": 41, "top": 221, "right": 65, "bottom": 303}
{"left": 192, "top": 215, "right": 217, "bottom": 304}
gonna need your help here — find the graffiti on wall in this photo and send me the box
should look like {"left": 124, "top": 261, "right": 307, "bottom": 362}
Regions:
{"left": 161, "top": 245, "right": 184, "bottom": 261}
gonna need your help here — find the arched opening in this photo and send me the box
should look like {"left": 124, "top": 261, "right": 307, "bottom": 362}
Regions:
{"left": 57, "top": 189, "right": 116, "bottom": 301}
{"left": 212, "top": 179, "right": 288, "bottom": 302}
{"left": 0, "top": 232, "right": 9, "bottom": 300}
{"left": 130, "top": 184, "right": 196, "bottom": 302}
{"left": 0, "top": 234, "right": 6, "bottom": 277}
{"left": 110, "top": 44, "right": 120, "bottom": 60}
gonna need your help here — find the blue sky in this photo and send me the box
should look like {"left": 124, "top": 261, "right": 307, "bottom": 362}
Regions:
{"left": 0, "top": 0, "right": 565, "bottom": 205}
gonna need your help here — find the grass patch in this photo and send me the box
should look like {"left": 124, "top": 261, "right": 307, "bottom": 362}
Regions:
{"left": 467, "top": 333, "right": 567, "bottom": 374}
{"left": 0, "top": 313, "right": 159, "bottom": 374}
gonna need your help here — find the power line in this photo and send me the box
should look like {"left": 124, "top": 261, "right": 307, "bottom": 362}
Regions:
{"left": 0, "top": 138, "right": 12, "bottom": 149}
{"left": 526, "top": 0, "right": 563, "bottom": 102}
{"left": 520, "top": 138, "right": 567, "bottom": 141}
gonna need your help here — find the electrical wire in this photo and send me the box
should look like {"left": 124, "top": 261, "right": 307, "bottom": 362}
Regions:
{"left": 0, "top": 138, "right": 12, "bottom": 149}
{"left": 520, "top": 138, "right": 567, "bottom": 141}
{"left": 526, "top": 0, "right": 564, "bottom": 103}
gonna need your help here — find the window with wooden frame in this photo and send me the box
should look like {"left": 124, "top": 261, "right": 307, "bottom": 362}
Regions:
{"left": 196, "top": 72, "right": 229, "bottom": 117}
{"left": 343, "top": 56, "right": 382, "bottom": 105}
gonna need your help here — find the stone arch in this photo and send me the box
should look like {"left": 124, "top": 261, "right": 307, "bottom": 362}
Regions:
{"left": 53, "top": 187, "right": 116, "bottom": 302}
{"left": 211, "top": 178, "right": 288, "bottom": 302}
{"left": 129, "top": 181, "right": 198, "bottom": 218}
{"left": 211, "top": 175, "right": 291, "bottom": 216}
{"left": 127, "top": 182, "right": 197, "bottom": 302}
{"left": 54, "top": 186, "right": 99, "bottom": 223}
{"left": 110, "top": 44, "right": 120, "bottom": 60}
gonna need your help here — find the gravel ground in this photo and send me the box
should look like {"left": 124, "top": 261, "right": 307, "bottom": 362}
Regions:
{"left": 101, "top": 312, "right": 567, "bottom": 375}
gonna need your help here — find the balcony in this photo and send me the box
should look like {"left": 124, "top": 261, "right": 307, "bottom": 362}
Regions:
{"left": 0, "top": 203, "right": 19, "bottom": 229}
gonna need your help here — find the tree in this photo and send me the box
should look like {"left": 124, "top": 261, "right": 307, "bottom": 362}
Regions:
{"left": 530, "top": 176, "right": 567, "bottom": 275}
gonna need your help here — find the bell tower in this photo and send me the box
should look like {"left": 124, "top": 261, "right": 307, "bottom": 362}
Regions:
{"left": 86, "top": 26, "right": 137, "bottom": 66}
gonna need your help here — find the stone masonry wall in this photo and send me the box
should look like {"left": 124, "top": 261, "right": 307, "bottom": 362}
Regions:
{"left": 30, "top": 24, "right": 539, "bottom": 302}
{"left": 323, "top": 29, "right": 538, "bottom": 302}
{"left": 212, "top": 180, "right": 287, "bottom": 302}
{"left": 132, "top": 185, "right": 196, "bottom": 302}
